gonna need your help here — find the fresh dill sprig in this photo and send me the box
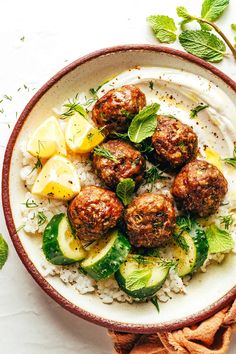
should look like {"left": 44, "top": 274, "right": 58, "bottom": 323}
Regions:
{"left": 22, "top": 199, "right": 38, "bottom": 208}
{"left": 61, "top": 100, "right": 87, "bottom": 119}
{"left": 93, "top": 146, "right": 118, "bottom": 162}
{"left": 220, "top": 214, "right": 234, "bottom": 230}
{"left": 224, "top": 146, "right": 236, "bottom": 168}
{"left": 30, "top": 157, "right": 42, "bottom": 174}
{"left": 37, "top": 212, "right": 47, "bottom": 226}
{"left": 145, "top": 166, "right": 168, "bottom": 190}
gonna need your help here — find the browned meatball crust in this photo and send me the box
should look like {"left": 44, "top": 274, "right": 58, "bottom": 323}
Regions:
{"left": 152, "top": 116, "right": 198, "bottom": 170}
{"left": 125, "top": 193, "right": 176, "bottom": 248}
{"left": 68, "top": 186, "right": 124, "bottom": 241}
{"left": 171, "top": 159, "right": 228, "bottom": 217}
{"left": 92, "top": 85, "right": 146, "bottom": 134}
{"left": 92, "top": 139, "right": 146, "bottom": 189}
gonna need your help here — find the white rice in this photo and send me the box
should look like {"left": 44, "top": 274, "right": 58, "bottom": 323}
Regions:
{"left": 19, "top": 140, "right": 231, "bottom": 305}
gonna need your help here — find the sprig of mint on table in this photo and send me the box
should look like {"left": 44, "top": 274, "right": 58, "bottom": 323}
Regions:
{"left": 0, "top": 234, "right": 9, "bottom": 269}
{"left": 147, "top": 0, "right": 236, "bottom": 62}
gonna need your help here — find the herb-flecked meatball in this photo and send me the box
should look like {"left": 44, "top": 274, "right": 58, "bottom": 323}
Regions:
{"left": 125, "top": 193, "right": 176, "bottom": 248}
{"left": 171, "top": 159, "right": 228, "bottom": 217}
{"left": 68, "top": 186, "right": 124, "bottom": 241}
{"left": 151, "top": 116, "right": 198, "bottom": 170}
{"left": 92, "top": 85, "right": 146, "bottom": 134}
{"left": 92, "top": 139, "right": 146, "bottom": 189}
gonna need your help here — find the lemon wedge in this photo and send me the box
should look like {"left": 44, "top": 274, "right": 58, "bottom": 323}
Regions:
{"left": 27, "top": 116, "right": 67, "bottom": 159}
{"left": 204, "top": 147, "right": 222, "bottom": 171}
{"left": 65, "top": 113, "right": 104, "bottom": 153}
{"left": 31, "top": 155, "right": 80, "bottom": 200}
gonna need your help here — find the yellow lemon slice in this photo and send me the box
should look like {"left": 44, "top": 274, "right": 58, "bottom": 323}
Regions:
{"left": 31, "top": 155, "right": 80, "bottom": 200}
{"left": 27, "top": 116, "right": 67, "bottom": 159}
{"left": 204, "top": 147, "right": 222, "bottom": 171}
{"left": 65, "top": 113, "right": 104, "bottom": 153}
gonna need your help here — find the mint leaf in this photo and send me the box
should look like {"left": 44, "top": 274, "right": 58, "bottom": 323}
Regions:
{"left": 128, "top": 103, "right": 159, "bottom": 143}
{"left": 201, "top": 0, "right": 229, "bottom": 22}
{"left": 190, "top": 103, "right": 209, "bottom": 118}
{"left": 176, "top": 7, "right": 195, "bottom": 30}
{"left": 147, "top": 15, "right": 177, "bottom": 43}
{"left": 231, "top": 24, "right": 236, "bottom": 31}
{"left": 116, "top": 178, "right": 135, "bottom": 206}
{"left": 126, "top": 269, "right": 152, "bottom": 291}
{"left": 0, "top": 234, "right": 9, "bottom": 269}
{"left": 206, "top": 224, "right": 234, "bottom": 253}
{"left": 179, "top": 30, "right": 226, "bottom": 63}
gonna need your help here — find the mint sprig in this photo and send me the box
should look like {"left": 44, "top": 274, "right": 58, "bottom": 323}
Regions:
{"left": 116, "top": 178, "right": 135, "bottom": 206}
{"left": 147, "top": 15, "right": 177, "bottom": 43}
{"left": 0, "top": 234, "right": 9, "bottom": 269}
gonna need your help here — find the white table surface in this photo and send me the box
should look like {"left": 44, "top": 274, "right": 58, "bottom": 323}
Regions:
{"left": 0, "top": 0, "right": 235, "bottom": 353}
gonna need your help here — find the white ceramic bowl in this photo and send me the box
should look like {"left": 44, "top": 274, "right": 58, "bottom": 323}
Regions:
{"left": 2, "top": 45, "right": 236, "bottom": 333}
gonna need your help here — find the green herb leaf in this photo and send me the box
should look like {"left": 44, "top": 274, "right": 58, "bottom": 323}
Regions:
{"left": 0, "top": 234, "right": 9, "bottom": 270}
{"left": 23, "top": 199, "right": 39, "bottom": 208}
{"left": 176, "top": 6, "right": 194, "bottom": 21}
{"left": 190, "top": 103, "right": 209, "bottom": 118}
{"left": 93, "top": 145, "right": 118, "bottom": 162}
{"left": 147, "top": 15, "right": 177, "bottom": 43}
{"left": 128, "top": 103, "right": 160, "bottom": 143}
{"left": 30, "top": 157, "right": 42, "bottom": 174}
{"left": 126, "top": 269, "right": 152, "bottom": 291}
{"left": 231, "top": 24, "right": 236, "bottom": 31}
{"left": 116, "top": 178, "right": 135, "bottom": 206}
{"left": 135, "top": 139, "right": 154, "bottom": 155}
{"left": 201, "top": 0, "right": 229, "bottom": 22}
{"left": 220, "top": 214, "right": 234, "bottom": 230}
{"left": 37, "top": 212, "right": 47, "bottom": 227}
{"left": 112, "top": 132, "right": 129, "bottom": 140}
{"left": 150, "top": 296, "right": 160, "bottom": 313}
{"left": 176, "top": 215, "right": 196, "bottom": 232}
{"left": 206, "top": 224, "right": 234, "bottom": 253}
{"left": 179, "top": 30, "right": 226, "bottom": 63}
{"left": 145, "top": 166, "right": 168, "bottom": 191}
{"left": 173, "top": 232, "right": 189, "bottom": 252}
{"left": 224, "top": 146, "right": 236, "bottom": 168}
{"left": 61, "top": 101, "right": 87, "bottom": 119}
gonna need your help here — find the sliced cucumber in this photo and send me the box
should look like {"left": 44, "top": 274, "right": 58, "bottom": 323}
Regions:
{"left": 43, "top": 213, "right": 87, "bottom": 265}
{"left": 171, "top": 229, "right": 209, "bottom": 277}
{"left": 80, "top": 229, "right": 131, "bottom": 280}
{"left": 115, "top": 255, "right": 170, "bottom": 298}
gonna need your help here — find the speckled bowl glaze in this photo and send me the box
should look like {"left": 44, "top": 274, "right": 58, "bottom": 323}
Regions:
{"left": 2, "top": 45, "right": 236, "bottom": 333}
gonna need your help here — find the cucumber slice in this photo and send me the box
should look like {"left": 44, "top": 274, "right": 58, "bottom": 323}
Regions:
{"left": 43, "top": 213, "right": 86, "bottom": 265}
{"left": 115, "top": 255, "right": 170, "bottom": 298}
{"left": 81, "top": 229, "right": 131, "bottom": 280}
{"left": 171, "top": 229, "right": 209, "bottom": 277}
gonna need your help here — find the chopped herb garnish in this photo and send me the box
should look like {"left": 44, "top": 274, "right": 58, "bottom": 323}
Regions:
{"left": 176, "top": 214, "right": 196, "bottom": 232}
{"left": 116, "top": 178, "right": 135, "bottom": 206}
{"left": 23, "top": 199, "right": 38, "bottom": 208}
{"left": 173, "top": 232, "right": 189, "bottom": 252}
{"left": 224, "top": 146, "right": 236, "bottom": 168}
{"left": 4, "top": 95, "right": 12, "bottom": 101}
{"left": 145, "top": 166, "right": 168, "bottom": 190}
{"left": 20, "top": 36, "right": 25, "bottom": 41}
{"left": 37, "top": 212, "right": 47, "bottom": 227}
{"left": 0, "top": 234, "right": 9, "bottom": 270}
{"left": 150, "top": 296, "right": 160, "bottom": 312}
{"left": 93, "top": 145, "right": 118, "bottom": 162}
{"left": 135, "top": 139, "right": 154, "bottom": 156}
{"left": 190, "top": 104, "right": 209, "bottom": 118}
{"left": 16, "top": 224, "right": 26, "bottom": 232}
{"left": 30, "top": 157, "right": 42, "bottom": 174}
{"left": 61, "top": 100, "right": 87, "bottom": 119}
{"left": 149, "top": 81, "right": 154, "bottom": 90}
{"left": 112, "top": 132, "right": 129, "bottom": 140}
{"left": 220, "top": 214, "right": 234, "bottom": 230}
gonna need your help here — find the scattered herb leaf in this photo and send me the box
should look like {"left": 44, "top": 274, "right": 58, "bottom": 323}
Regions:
{"left": 112, "top": 132, "right": 129, "bottom": 140}
{"left": 128, "top": 103, "right": 160, "bottom": 143}
{"left": 126, "top": 269, "right": 152, "bottom": 291}
{"left": 93, "top": 145, "right": 118, "bottom": 162}
{"left": 220, "top": 214, "right": 234, "bottom": 230}
{"left": 116, "top": 178, "right": 135, "bottom": 206}
{"left": 0, "top": 234, "right": 8, "bottom": 269}
{"left": 23, "top": 199, "right": 39, "bottom": 208}
{"left": 147, "top": 15, "right": 177, "bottom": 43}
{"left": 37, "top": 212, "right": 47, "bottom": 227}
{"left": 231, "top": 24, "right": 236, "bottom": 31}
{"left": 61, "top": 100, "right": 87, "bottom": 119}
{"left": 145, "top": 166, "right": 168, "bottom": 191}
{"left": 190, "top": 103, "right": 209, "bottom": 118}
{"left": 206, "top": 224, "right": 234, "bottom": 253}
{"left": 30, "top": 157, "right": 42, "bottom": 174}
{"left": 150, "top": 296, "right": 160, "bottom": 313}
{"left": 201, "top": 0, "right": 229, "bottom": 22}
{"left": 173, "top": 232, "right": 189, "bottom": 252}
{"left": 149, "top": 81, "right": 154, "bottom": 90}
{"left": 224, "top": 146, "right": 236, "bottom": 168}
{"left": 179, "top": 30, "right": 226, "bottom": 63}
{"left": 4, "top": 95, "right": 12, "bottom": 101}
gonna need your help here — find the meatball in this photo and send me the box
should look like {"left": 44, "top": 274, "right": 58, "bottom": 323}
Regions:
{"left": 92, "top": 85, "right": 146, "bottom": 134}
{"left": 125, "top": 193, "right": 176, "bottom": 248}
{"left": 92, "top": 139, "right": 146, "bottom": 189}
{"left": 68, "top": 186, "right": 124, "bottom": 241}
{"left": 151, "top": 115, "right": 198, "bottom": 170}
{"left": 171, "top": 159, "right": 228, "bottom": 217}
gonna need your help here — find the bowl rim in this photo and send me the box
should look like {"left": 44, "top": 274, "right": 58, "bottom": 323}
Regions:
{"left": 2, "top": 44, "right": 236, "bottom": 333}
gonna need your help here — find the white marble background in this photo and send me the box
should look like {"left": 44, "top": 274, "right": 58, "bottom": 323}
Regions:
{"left": 0, "top": 0, "right": 236, "bottom": 353}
